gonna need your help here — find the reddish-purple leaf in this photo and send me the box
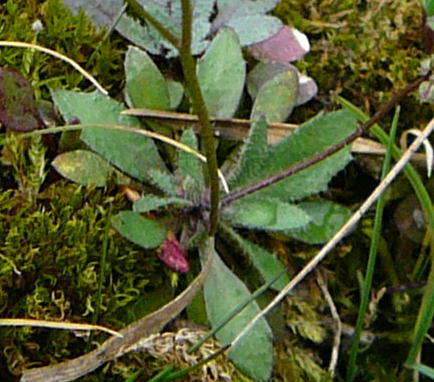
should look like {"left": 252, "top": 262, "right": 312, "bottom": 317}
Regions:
{"left": 0, "top": 68, "right": 45, "bottom": 132}
{"left": 248, "top": 26, "right": 310, "bottom": 63}
{"left": 158, "top": 232, "right": 189, "bottom": 273}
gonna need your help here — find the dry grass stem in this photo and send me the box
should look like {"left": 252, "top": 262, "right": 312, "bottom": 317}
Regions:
{"left": 229, "top": 114, "right": 434, "bottom": 351}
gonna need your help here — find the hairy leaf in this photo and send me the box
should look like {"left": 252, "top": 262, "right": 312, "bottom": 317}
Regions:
{"left": 51, "top": 90, "right": 166, "bottom": 183}
{"left": 176, "top": 129, "right": 204, "bottom": 199}
{"left": 223, "top": 224, "right": 290, "bottom": 291}
{"left": 62, "top": 0, "right": 123, "bottom": 27}
{"left": 166, "top": 79, "right": 184, "bottom": 109}
{"left": 229, "top": 117, "right": 269, "bottom": 188}
{"left": 213, "top": 0, "right": 281, "bottom": 46}
{"left": 226, "top": 197, "right": 310, "bottom": 231}
{"left": 201, "top": 241, "right": 273, "bottom": 381}
{"left": 124, "top": 46, "right": 170, "bottom": 110}
{"left": 248, "top": 63, "right": 317, "bottom": 107}
{"left": 116, "top": 14, "right": 164, "bottom": 54}
{"left": 247, "top": 62, "right": 294, "bottom": 99}
{"left": 225, "top": 15, "right": 282, "bottom": 47}
{"left": 116, "top": 0, "right": 214, "bottom": 57}
{"left": 286, "top": 199, "right": 352, "bottom": 244}
{"left": 52, "top": 150, "right": 114, "bottom": 187}
{"left": 250, "top": 68, "right": 298, "bottom": 123}
{"left": 216, "top": 0, "right": 278, "bottom": 19}
{"left": 197, "top": 28, "right": 246, "bottom": 119}
{"left": 149, "top": 168, "right": 177, "bottom": 196}
{"left": 111, "top": 211, "right": 166, "bottom": 249}
{"left": 133, "top": 195, "right": 190, "bottom": 213}
{"left": 233, "top": 110, "right": 356, "bottom": 201}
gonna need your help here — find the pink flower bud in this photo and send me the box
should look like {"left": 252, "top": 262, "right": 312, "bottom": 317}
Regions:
{"left": 158, "top": 232, "right": 189, "bottom": 273}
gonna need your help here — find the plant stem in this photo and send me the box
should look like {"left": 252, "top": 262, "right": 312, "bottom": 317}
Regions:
{"left": 124, "top": 0, "right": 220, "bottom": 234}
{"left": 178, "top": 0, "right": 220, "bottom": 234}
{"left": 124, "top": 0, "right": 180, "bottom": 49}
{"left": 221, "top": 72, "right": 431, "bottom": 206}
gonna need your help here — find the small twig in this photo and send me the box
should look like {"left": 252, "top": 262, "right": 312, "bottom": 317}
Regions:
{"left": 221, "top": 72, "right": 431, "bottom": 206}
{"left": 228, "top": 113, "right": 434, "bottom": 352}
{"left": 0, "top": 41, "right": 108, "bottom": 95}
{"left": 316, "top": 270, "right": 342, "bottom": 376}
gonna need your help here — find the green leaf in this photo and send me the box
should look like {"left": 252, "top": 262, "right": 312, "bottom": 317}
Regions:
{"left": 176, "top": 129, "right": 204, "bottom": 198}
{"left": 51, "top": 90, "right": 166, "bottom": 183}
{"left": 226, "top": 15, "right": 283, "bottom": 46}
{"left": 166, "top": 79, "right": 184, "bottom": 109}
{"left": 226, "top": 197, "right": 310, "bottom": 231}
{"left": 116, "top": 14, "right": 163, "bottom": 54}
{"left": 62, "top": 0, "right": 124, "bottom": 28}
{"left": 149, "top": 168, "right": 177, "bottom": 196}
{"left": 115, "top": 0, "right": 214, "bottom": 58}
{"left": 250, "top": 68, "right": 298, "bottom": 123}
{"left": 124, "top": 46, "right": 170, "bottom": 110}
{"left": 133, "top": 195, "right": 190, "bottom": 213}
{"left": 222, "top": 224, "right": 290, "bottom": 291}
{"left": 111, "top": 211, "right": 166, "bottom": 249}
{"left": 286, "top": 199, "right": 352, "bottom": 244}
{"left": 197, "top": 28, "right": 246, "bottom": 119}
{"left": 229, "top": 116, "right": 269, "bottom": 189}
{"left": 247, "top": 62, "right": 293, "bottom": 99}
{"left": 233, "top": 110, "right": 356, "bottom": 201}
{"left": 201, "top": 243, "right": 273, "bottom": 381}
{"left": 217, "top": 0, "right": 278, "bottom": 18}
{"left": 52, "top": 150, "right": 114, "bottom": 187}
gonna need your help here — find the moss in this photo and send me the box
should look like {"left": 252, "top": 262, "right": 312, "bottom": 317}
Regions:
{"left": 0, "top": 15, "right": 168, "bottom": 373}
{"left": 1, "top": 1, "right": 432, "bottom": 380}
{"left": 0, "top": 178, "right": 174, "bottom": 377}
{"left": 274, "top": 0, "right": 433, "bottom": 127}
{"left": 0, "top": 0, "right": 125, "bottom": 98}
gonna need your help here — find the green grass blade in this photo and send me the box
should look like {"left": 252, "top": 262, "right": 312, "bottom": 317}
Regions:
{"left": 147, "top": 366, "right": 176, "bottom": 382}
{"left": 346, "top": 107, "right": 400, "bottom": 382}
{"left": 409, "top": 363, "right": 434, "bottom": 379}
{"left": 338, "top": 96, "right": 434, "bottom": 368}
